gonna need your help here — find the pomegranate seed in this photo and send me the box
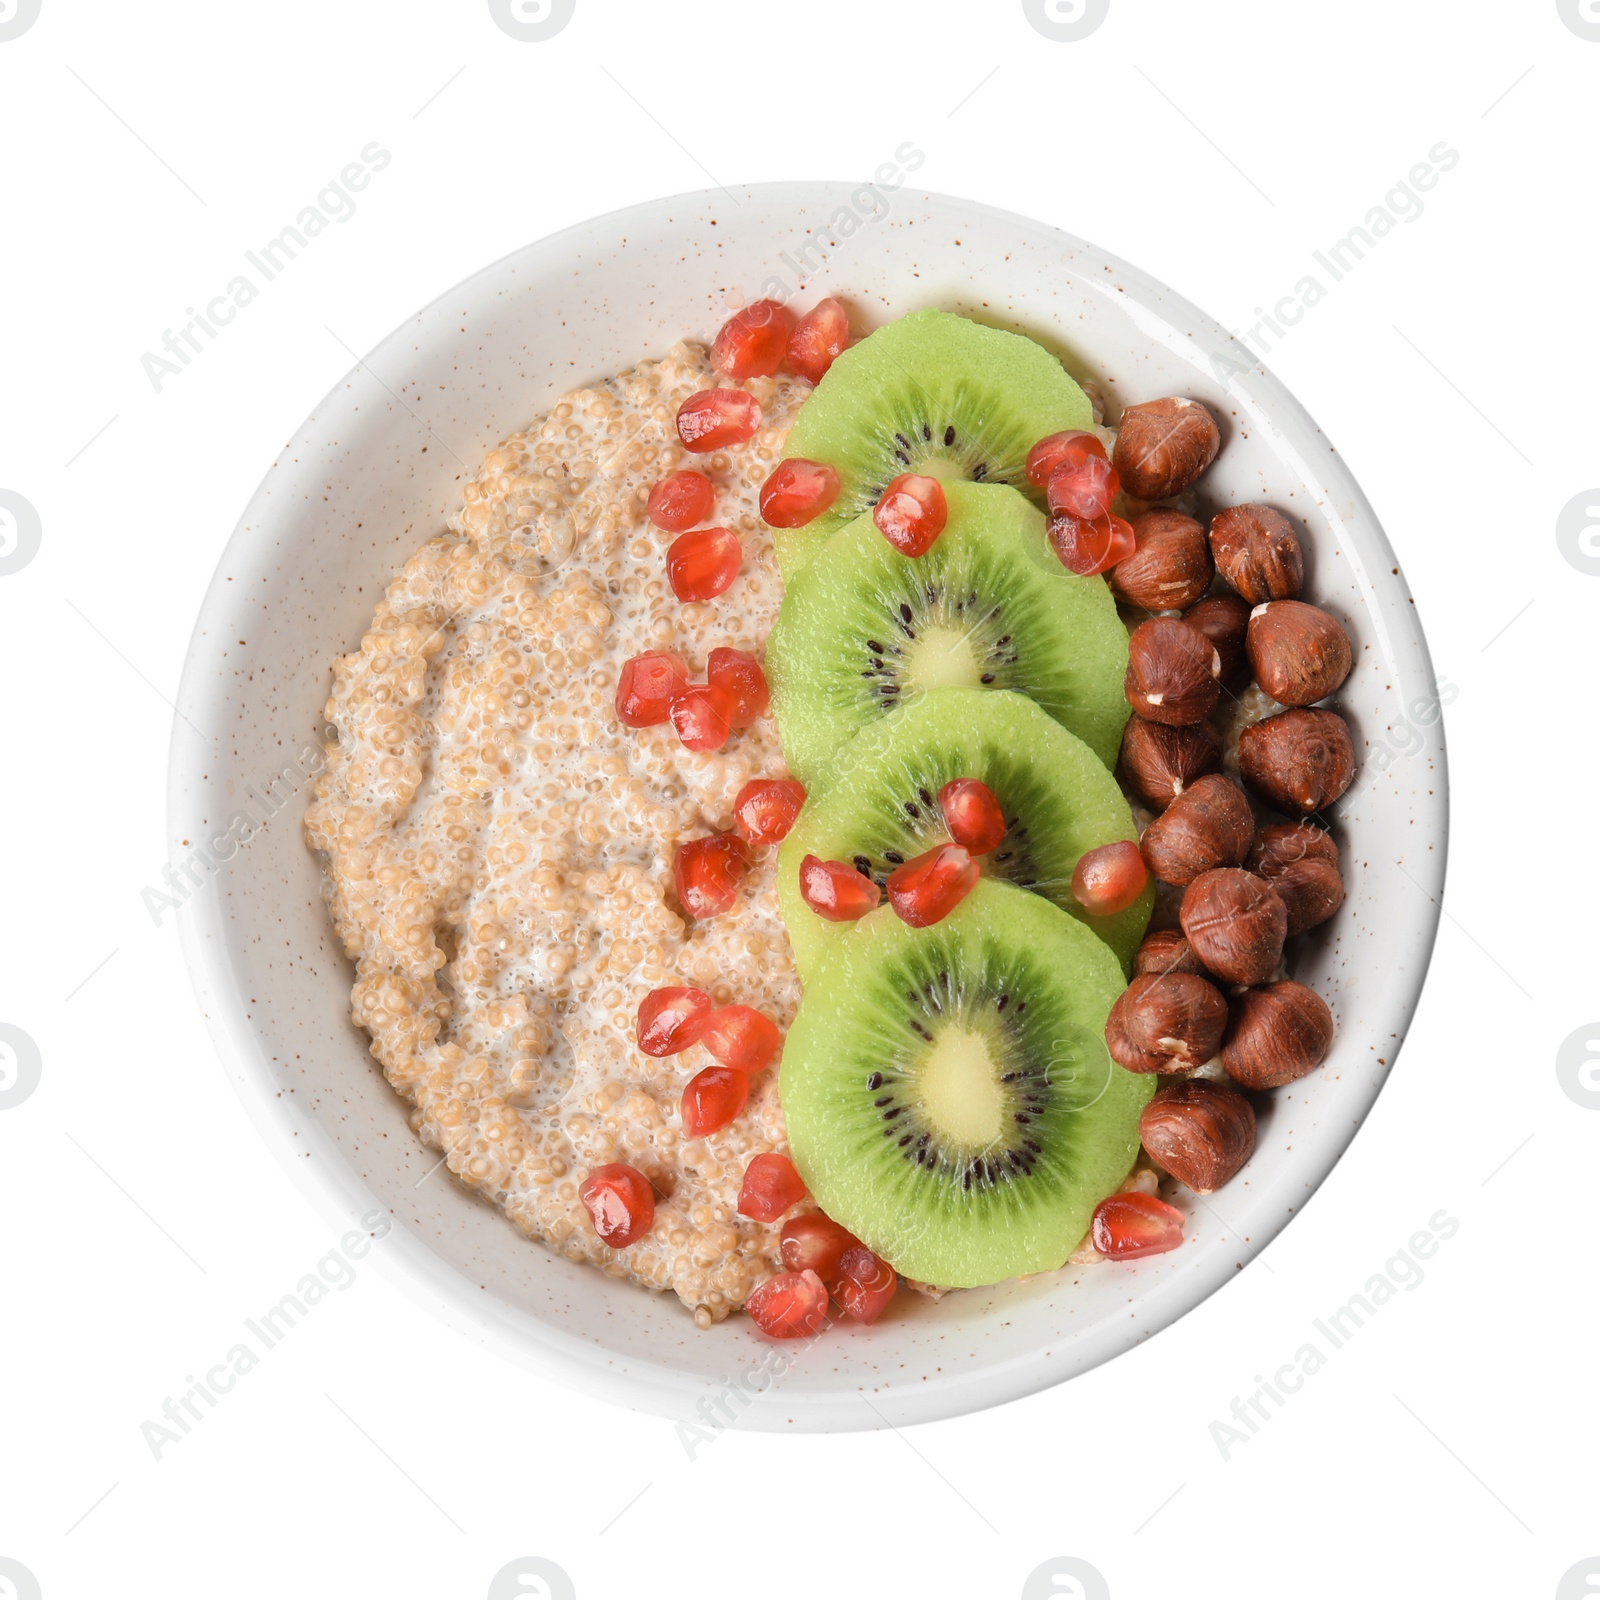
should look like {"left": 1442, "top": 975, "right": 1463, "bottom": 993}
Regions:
{"left": 1047, "top": 453, "right": 1121, "bottom": 520}
{"left": 670, "top": 683, "right": 735, "bottom": 751}
{"left": 579, "top": 1163, "right": 656, "bottom": 1249}
{"left": 787, "top": 298, "right": 850, "bottom": 384}
{"left": 886, "top": 843, "right": 978, "bottom": 928}
{"left": 873, "top": 473, "right": 948, "bottom": 558}
{"left": 746, "top": 1268, "right": 830, "bottom": 1339}
{"left": 700, "top": 1004, "right": 781, "bottom": 1073}
{"left": 737, "top": 1153, "right": 808, "bottom": 1222}
{"left": 636, "top": 986, "right": 712, "bottom": 1056}
{"left": 733, "top": 777, "right": 806, "bottom": 846}
{"left": 667, "top": 526, "right": 742, "bottom": 602}
{"left": 1090, "top": 1191, "right": 1186, "bottom": 1260}
{"left": 676, "top": 389, "right": 761, "bottom": 453}
{"left": 833, "top": 1246, "right": 897, "bottom": 1325}
{"left": 759, "top": 458, "right": 841, "bottom": 528}
{"left": 1072, "top": 840, "right": 1148, "bottom": 916}
{"left": 1025, "top": 429, "right": 1106, "bottom": 489}
{"left": 780, "top": 1214, "right": 861, "bottom": 1278}
{"left": 938, "top": 778, "right": 1006, "bottom": 856}
{"left": 798, "top": 855, "right": 883, "bottom": 921}
{"left": 711, "top": 299, "right": 795, "bottom": 380}
{"left": 646, "top": 469, "right": 715, "bottom": 532}
{"left": 707, "top": 647, "right": 769, "bottom": 728}
{"left": 681, "top": 1064, "right": 749, "bottom": 1137}
{"left": 674, "top": 832, "right": 750, "bottom": 918}
{"left": 1048, "top": 511, "right": 1136, "bottom": 576}
{"left": 615, "top": 651, "right": 689, "bottom": 727}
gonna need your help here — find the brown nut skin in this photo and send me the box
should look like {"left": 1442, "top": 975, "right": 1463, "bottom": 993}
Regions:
{"left": 1112, "top": 397, "right": 1222, "bottom": 500}
{"left": 1180, "top": 868, "right": 1288, "bottom": 986}
{"left": 1183, "top": 592, "right": 1253, "bottom": 690}
{"left": 1246, "top": 600, "right": 1353, "bottom": 707}
{"left": 1238, "top": 708, "right": 1357, "bottom": 816}
{"left": 1113, "top": 971, "right": 1229, "bottom": 1068}
{"left": 1139, "top": 1079, "right": 1257, "bottom": 1193}
{"left": 1139, "top": 774, "right": 1254, "bottom": 887}
{"left": 1109, "top": 510, "right": 1214, "bottom": 612}
{"left": 1118, "top": 717, "right": 1222, "bottom": 812}
{"left": 1124, "top": 617, "right": 1220, "bottom": 726}
{"left": 1104, "top": 999, "right": 1170, "bottom": 1074}
{"left": 1222, "top": 980, "right": 1334, "bottom": 1089}
{"left": 1133, "top": 929, "right": 1214, "bottom": 979}
{"left": 1210, "top": 505, "right": 1304, "bottom": 604}
{"left": 1249, "top": 823, "right": 1344, "bottom": 936}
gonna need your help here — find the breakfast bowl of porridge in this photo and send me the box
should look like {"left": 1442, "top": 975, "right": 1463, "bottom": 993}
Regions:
{"left": 170, "top": 183, "right": 1447, "bottom": 1429}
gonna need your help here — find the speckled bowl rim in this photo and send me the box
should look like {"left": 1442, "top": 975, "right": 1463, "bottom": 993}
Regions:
{"left": 171, "top": 182, "right": 1448, "bottom": 1431}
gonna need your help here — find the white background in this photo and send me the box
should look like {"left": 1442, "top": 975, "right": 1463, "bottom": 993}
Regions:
{"left": 2, "top": 2, "right": 1595, "bottom": 1596}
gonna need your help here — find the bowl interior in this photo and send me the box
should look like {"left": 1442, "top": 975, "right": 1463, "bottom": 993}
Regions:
{"left": 172, "top": 183, "right": 1446, "bottom": 1430}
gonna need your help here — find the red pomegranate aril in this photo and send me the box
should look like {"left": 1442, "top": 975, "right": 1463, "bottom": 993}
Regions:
{"left": 1071, "top": 840, "right": 1148, "bottom": 916}
{"left": 700, "top": 1005, "right": 781, "bottom": 1073}
{"left": 798, "top": 855, "right": 883, "bottom": 921}
{"left": 670, "top": 683, "right": 735, "bottom": 751}
{"left": 737, "top": 1153, "right": 808, "bottom": 1223}
{"left": 666, "top": 525, "right": 742, "bottom": 602}
{"left": 873, "top": 473, "right": 949, "bottom": 558}
{"left": 711, "top": 299, "right": 796, "bottom": 381}
{"left": 636, "top": 985, "right": 713, "bottom": 1056}
{"left": 674, "top": 832, "right": 750, "bottom": 918}
{"left": 707, "top": 646, "right": 769, "bottom": 728}
{"left": 615, "top": 650, "right": 690, "bottom": 727}
{"left": 833, "top": 1246, "right": 897, "bottom": 1325}
{"left": 1090, "top": 1191, "right": 1186, "bottom": 1260}
{"left": 579, "top": 1163, "right": 656, "bottom": 1249}
{"left": 681, "top": 1065, "right": 749, "bottom": 1138}
{"left": 746, "top": 1268, "right": 830, "bottom": 1339}
{"left": 733, "top": 777, "right": 806, "bottom": 846}
{"left": 646, "top": 469, "right": 715, "bottom": 532}
{"left": 887, "top": 843, "right": 979, "bottom": 928}
{"left": 1048, "top": 511, "right": 1136, "bottom": 576}
{"left": 676, "top": 388, "right": 761, "bottom": 453}
{"left": 938, "top": 778, "right": 1006, "bottom": 856}
{"left": 1047, "top": 453, "right": 1121, "bottom": 520}
{"left": 760, "top": 458, "right": 841, "bottom": 528}
{"left": 787, "top": 297, "right": 850, "bottom": 384}
{"left": 1025, "top": 429, "right": 1106, "bottom": 489}
{"left": 780, "top": 1214, "right": 861, "bottom": 1278}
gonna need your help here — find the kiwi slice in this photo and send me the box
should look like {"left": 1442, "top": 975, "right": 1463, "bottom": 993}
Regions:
{"left": 779, "top": 879, "right": 1152, "bottom": 1287}
{"left": 767, "top": 481, "right": 1129, "bottom": 782}
{"left": 778, "top": 688, "right": 1151, "bottom": 982}
{"left": 774, "top": 308, "right": 1094, "bottom": 577}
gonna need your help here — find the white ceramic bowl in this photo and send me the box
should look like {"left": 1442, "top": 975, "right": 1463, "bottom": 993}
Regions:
{"left": 171, "top": 183, "right": 1447, "bottom": 1431}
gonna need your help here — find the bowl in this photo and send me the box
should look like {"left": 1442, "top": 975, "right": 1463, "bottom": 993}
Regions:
{"left": 170, "top": 182, "right": 1447, "bottom": 1431}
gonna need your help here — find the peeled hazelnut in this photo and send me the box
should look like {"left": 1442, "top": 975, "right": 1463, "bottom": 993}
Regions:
{"left": 1246, "top": 600, "right": 1353, "bottom": 707}
{"left": 1139, "top": 1079, "right": 1257, "bottom": 1193}
{"left": 1210, "top": 505, "right": 1304, "bottom": 604}
{"left": 1106, "top": 972, "right": 1229, "bottom": 1072}
{"left": 1124, "top": 616, "right": 1220, "bottom": 726}
{"left": 1238, "top": 708, "right": 1356, "bottom": 815}
{"left": 1180, "top": 867, "right": 1288, "bottom": 985}
{"left": 1111, "top": 397, "right": 1222, "bottom": 500}
{"left": 1221, "top": 980, "right": 1334, "bottom": 1089}
{"left": 1118, "top": 717, "right": 1222, "bottom": 812}
{"left": 1133, "top": 929, "right": 1213, "bottom": 979}
{"left": 1139, "top": 773, "right": 1254, "bottom": 886}
{"left": 1183, "top": 592, "right": 1252, "bottom": 690}
{"left": 1109, "top": 510, "right": 1214, "bottom": 612}
{"left": 1249, "top": 823, "right": 1344, "bottom": 936}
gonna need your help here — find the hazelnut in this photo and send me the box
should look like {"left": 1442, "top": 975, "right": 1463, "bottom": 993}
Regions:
{"left": 1246, "top": 600, "right": 1353, "bottom": 707}
{"left": 1118, "top": 717, "right": 1222, "bottom": 812}
{"left": 1106, "top": 972, "right": 1229, "bottom": 1072}
{"left": 1124, "top": 616, "right": 1220, "bottom": 726}
{"left": 1210, "top": 505, "right": 1304, "bottom": 603}
{"left": 1221, "top": 980, "right": 1334, "bottom": 1089}
{"left": 1138, "top": 773, "right": 1254, "bottom": 886}
{"left": 1183, "top": 592, "right": 1252, "bottom": 690}
{"left": 1237, "top": 708, "right": 1356, "bottom": 815}
{"left": 1139, "top": 1079, "right": 1257, "bottom": 1193}
{"left": 1133, "top": 929, "right": 1213, "bottom": 979}
{"left": 1179, "top": 867, "right": 1288, "bottom": 985}
{"left": 1109, "top": 510, "right": 1214, "bottom": 612}
{"left": 1111, "top": 397, "right": 1221, "bottom": 500}
{"left": 1249, "top": 824, "right": 1344, "bottom": 936}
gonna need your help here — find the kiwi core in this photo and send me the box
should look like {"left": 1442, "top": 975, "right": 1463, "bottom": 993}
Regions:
{"left": 916, "top": 1025, "right": 1004, "bottom": 1148}
{"left": 904, "top": 626, "right": 983, "bottom": 691}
